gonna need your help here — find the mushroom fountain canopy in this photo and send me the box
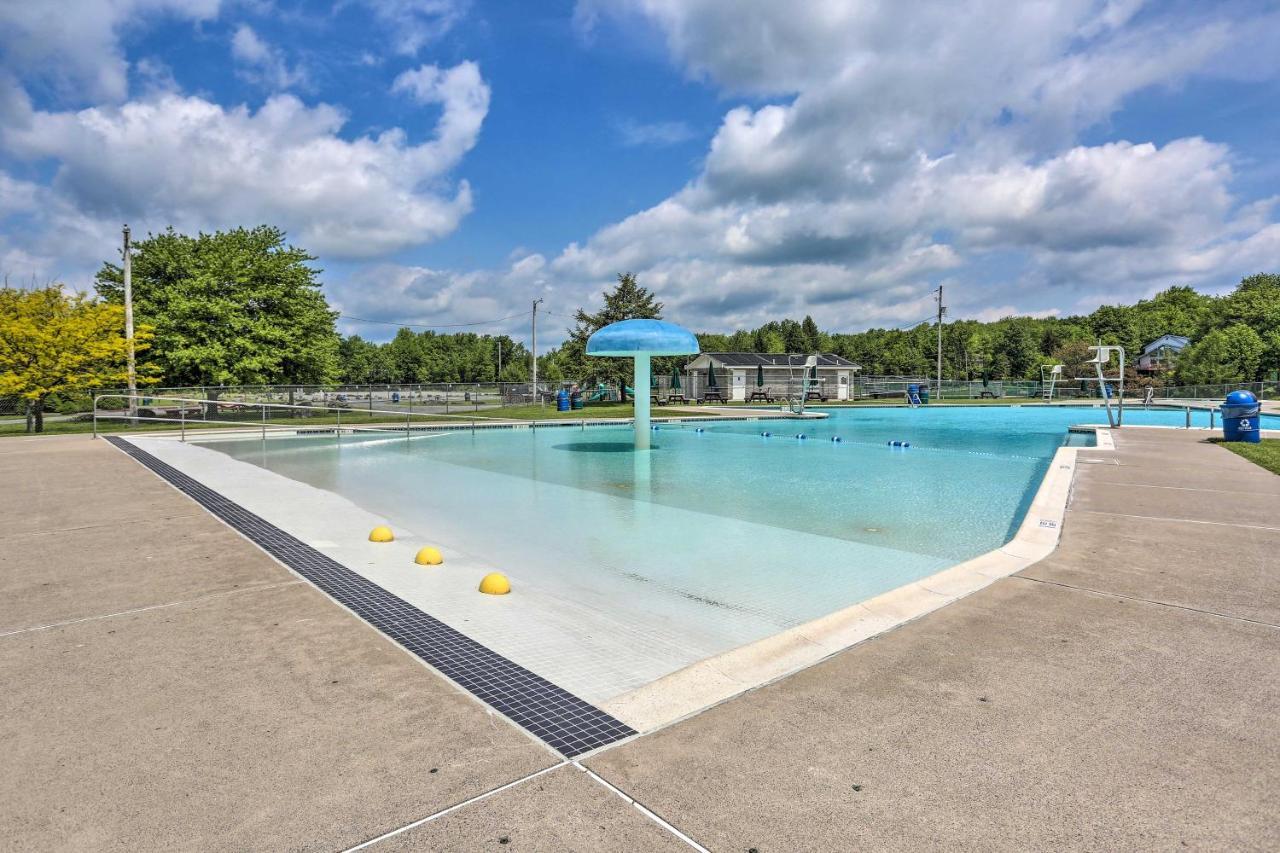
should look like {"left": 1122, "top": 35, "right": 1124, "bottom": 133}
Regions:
{"left": 585, "top": 318, "right": 700, "bottom": 357}
{"left": 586, "top": 319, "right": 700, "bottom": 450}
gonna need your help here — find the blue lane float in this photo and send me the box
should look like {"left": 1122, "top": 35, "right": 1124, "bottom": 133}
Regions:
{"left": 695, "top": 427, "right": 705, "bottom": 433}
{"left": 796, "top": 434, "right": 806, "bottom": 440}
{"left": 761, "top": 431, "right": 771, "bottom": 437}
{"left": 831, "top": 436, "right": 842, "bottom": 442}
{"left": 888, "top": 440, "right": 911, "bottom": 448}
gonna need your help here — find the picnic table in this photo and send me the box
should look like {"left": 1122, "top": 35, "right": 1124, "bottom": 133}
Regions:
{"left": 747, "top": 390, "right": 774, "bottom": 403}
{"left": 701, "top": 389, "right": 727, "bottom": 403}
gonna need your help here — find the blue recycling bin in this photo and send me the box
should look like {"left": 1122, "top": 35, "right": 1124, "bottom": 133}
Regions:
{"left": 556, "top": 389, "right": 570, "bottom": 412}
{"left": 919, "top": 385, "right": 930, "bottom": 404}
{"left": 1220, "top": 390, "right": 1261, "bottom": 443}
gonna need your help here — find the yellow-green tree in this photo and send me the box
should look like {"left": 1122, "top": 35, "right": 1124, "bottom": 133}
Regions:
{"left": 0, "top": 286, "right": 153, "bottom": 433}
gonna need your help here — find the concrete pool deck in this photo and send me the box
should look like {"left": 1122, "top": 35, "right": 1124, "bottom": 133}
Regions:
{"left": 2, "top": 428, "right": 1277, "bottom": 849}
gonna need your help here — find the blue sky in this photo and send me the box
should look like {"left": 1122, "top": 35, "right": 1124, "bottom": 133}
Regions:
{"left": 1, "top": 1, "right": 1278, "bottom": 345}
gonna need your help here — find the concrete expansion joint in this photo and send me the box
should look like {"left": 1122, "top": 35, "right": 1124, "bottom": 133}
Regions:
{"left": 0, "top": 513, "right": 203, "bottom": 541}
{"left": 573, "top": 761, "right": 710, "bottom": 852}
{"left": 340, "top": 762, "right": 569, "bottom": 851}
{"left": 1015, "top": 575, "right": 1280, "bottom": 629}
{"left": 0, "top": 579, "right": 305, "bottom": 639}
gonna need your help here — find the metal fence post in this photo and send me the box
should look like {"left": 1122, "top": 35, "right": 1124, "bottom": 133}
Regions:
{"left": 181, "top": 406, "right": 186, "bottom": 442}
{"left": 262, "top": 402, "right": 267, "bottom": 440}
{"left": 1185, "top": 406, "right": 1191, "bottom": 428}
{"left": 92, "top": 394, "right": 99, "bottom": 439}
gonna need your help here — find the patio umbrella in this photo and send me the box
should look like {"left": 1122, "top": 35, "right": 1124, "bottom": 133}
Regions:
{"left": 756, "top": 364, "right": 765, "bottom": 387}
{"left": 707, "top": 367, "right": 718, "bottom": 387}
{"left": 670, "top": 367, "right": 681, "bottom": 390}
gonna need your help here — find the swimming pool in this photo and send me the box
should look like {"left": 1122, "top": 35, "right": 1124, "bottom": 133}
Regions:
{"left": 164, "top": 404, "right": 1274, "bottom": 707}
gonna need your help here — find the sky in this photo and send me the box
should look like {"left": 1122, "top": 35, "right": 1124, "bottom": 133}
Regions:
{"left": 1, "top": 0, "right": 1278, "bottom": 347}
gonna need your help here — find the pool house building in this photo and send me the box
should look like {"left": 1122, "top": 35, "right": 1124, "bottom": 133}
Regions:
{"left": 683, "top": 352, "right": 861, "bottom": 401}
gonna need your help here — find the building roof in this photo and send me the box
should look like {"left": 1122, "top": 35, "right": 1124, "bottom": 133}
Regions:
{"left": 693, "top": 352, "right": 860, "bottom": 369}
{"left": 1140, "top": 334, "right": 1190, "bottom": 356}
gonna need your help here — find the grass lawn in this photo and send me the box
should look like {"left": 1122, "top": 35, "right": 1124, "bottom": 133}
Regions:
{"left": 1213, "top": 438, "right": 1280, "bottom": 476}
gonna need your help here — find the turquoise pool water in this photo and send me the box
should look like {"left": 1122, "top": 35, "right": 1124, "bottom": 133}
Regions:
{"left": 202, "top": 405, "right": 1275, "bottom": 641}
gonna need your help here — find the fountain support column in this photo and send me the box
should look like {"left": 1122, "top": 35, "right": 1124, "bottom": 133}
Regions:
{"left": 634, "top": 354, "right": 651, "bottom": 451}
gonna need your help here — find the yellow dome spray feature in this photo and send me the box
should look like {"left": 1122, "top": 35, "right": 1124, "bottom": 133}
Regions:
{"left": 414, "top": 546, "right": 444, "bottom": 566}
{"left": 478, "top": 573, "right": 511, "bottom": 595}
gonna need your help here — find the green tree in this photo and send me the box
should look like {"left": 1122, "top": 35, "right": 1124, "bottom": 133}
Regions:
{"left": 0, "top": 285, "right": 156, "bottom": 432}
{"left": 96, "top": 226, "right": 339, "bottom": 390}
{"left": 997, "top": 321, "right": 1041, "bottom": 379}
{"left": 556, "top": 272, "right": 663, "bottom": 400}
{"left": 1176, "top": 324, "right": 1266, "bottom": 384}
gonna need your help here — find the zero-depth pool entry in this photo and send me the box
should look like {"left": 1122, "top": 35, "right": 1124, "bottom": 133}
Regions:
{"left": 586, "top": 318, "right": 700, "bottom": 450}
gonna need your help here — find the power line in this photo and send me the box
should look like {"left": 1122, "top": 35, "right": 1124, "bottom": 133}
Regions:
{"left": 895, "top": 314, "right": 935, "bottom": 330}
{"left": 337, "top": 311, "right": 531, "bottom": 330}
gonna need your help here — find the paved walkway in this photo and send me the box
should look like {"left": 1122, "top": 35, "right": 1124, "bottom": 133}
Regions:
{"left": 2, "top": 430, "right": 1276, "bottom": 850}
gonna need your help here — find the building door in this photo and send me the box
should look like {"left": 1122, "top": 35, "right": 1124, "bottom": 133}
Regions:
{"left": 837, "top": 371, "right": 850, "bottom": 400}
{"left": 732, "top": 370, "right": 746, "bottom": 401}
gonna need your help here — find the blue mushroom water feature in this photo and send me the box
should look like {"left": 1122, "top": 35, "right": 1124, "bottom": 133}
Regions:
{"left": 586, "top": 318, "right": 700, "bottom": 450}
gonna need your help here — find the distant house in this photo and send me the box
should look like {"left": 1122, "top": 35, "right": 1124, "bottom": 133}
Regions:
{"left": 684, "top": 352, "right": 861, "bottom": 401}
{"left": 1136, "top": 335, "right": 1190, "bottom": 374}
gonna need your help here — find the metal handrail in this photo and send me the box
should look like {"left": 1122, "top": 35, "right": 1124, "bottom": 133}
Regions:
{"left": 91, "top": 393, "right": 502, "bottom": 440}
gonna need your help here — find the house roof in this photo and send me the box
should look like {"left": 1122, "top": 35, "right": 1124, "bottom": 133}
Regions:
{"left": 1140, "top": 335, "right": 1190, "bottom": 355}
{"left": 694, "top": 352, "right": 860, "bottom": 369}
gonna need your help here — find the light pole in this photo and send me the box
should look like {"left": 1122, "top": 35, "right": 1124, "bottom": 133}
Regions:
{"left": 934, "top": 284, "right": 946, "bottom": 397}
{"left": 530, "top": 297, "right": 543, "bottom": 404}
{"left": 123, "top": 225, "right": 137, "bottom": 421}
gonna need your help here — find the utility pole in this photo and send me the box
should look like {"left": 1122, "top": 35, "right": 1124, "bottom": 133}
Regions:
{"left": 934, "top": 284, "right": 945, "bottom": 397}
{"left": 123, "top": 225, "right": 137, "bottom": 421}
{"left": 530, "top": 298, "right": 543, "bottom": 404}
{"left": 496, "top": 339, "right": 502, "bottom": 380}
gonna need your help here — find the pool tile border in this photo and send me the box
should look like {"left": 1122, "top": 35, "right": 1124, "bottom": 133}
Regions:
{"left": 104, "top": 435, "right": 636, "bottom": 758}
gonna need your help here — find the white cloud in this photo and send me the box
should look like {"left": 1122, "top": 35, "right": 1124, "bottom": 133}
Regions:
{"left": 0, "top": 0, "right": 223, "bottom": 103}
{"left": 0, "top": 62, "right": 490, "bottom": 262}
{"left": 545, "top": 0, "right": 1280, "bottom": 330}
{"left": 354, "top": 0, "right": 470, "bottom": 56}
{"left": 231, "top": 25, "right": 307, "bottom": 91}
{"left": 327, "top": 253, "right": 548, "bottom": 339}
{"left": 615, "top": 117, "right": 697, "bottom": 147}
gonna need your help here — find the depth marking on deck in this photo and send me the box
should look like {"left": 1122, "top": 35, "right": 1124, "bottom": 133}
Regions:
{"left": 105, "top": 436, "right": 637, "bottom": 758}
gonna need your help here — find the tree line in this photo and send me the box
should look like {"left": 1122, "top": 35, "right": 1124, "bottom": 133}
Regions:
{"left": 4, "top": 222, "right": 1278, "bottom": 432}
{"left": 541, "top": 273, "right": 1280, "bottom": 389}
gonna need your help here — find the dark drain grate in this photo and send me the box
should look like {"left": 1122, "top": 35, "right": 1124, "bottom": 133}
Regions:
{"left": 105, "top": 436, "right": 635, "bottom": 757}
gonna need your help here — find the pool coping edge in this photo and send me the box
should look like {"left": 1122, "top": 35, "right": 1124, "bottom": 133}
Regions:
{"left": 595, "top": 428, "right": 1109, "bottom": 734}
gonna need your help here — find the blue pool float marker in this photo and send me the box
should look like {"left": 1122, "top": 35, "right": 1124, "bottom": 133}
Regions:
{"left": 761, "top": 431, "right": 771, "bottom": 437}
{"left": 695, "top": 427, "right": 704, "bottom": 433}
{"left": 831, "top": 436, "right": 842, "bottom": 443}
{"left": 888, "top": 440, "right": 911, "bottom": 448}
{"left": 797, "top": 433, "right": 806, "bottom": 440}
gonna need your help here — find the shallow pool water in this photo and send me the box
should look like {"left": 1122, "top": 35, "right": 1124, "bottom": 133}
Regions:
{"left": 201, "top": 405, "right": 1274, "bottom": 648}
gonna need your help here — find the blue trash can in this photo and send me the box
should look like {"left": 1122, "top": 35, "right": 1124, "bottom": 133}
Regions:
{"left": 1220, "top": 390, "right": 1261, "bottom": 443}
{"left": 919, "top": 385, "right": 930, "bottom": 405}
{"left": 556, "top": 389, "right": 570, "bottom": 412}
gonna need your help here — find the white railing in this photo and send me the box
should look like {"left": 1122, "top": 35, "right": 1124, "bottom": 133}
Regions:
{"left": 92, "top": 393, "right": 500, "bottom": 441}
